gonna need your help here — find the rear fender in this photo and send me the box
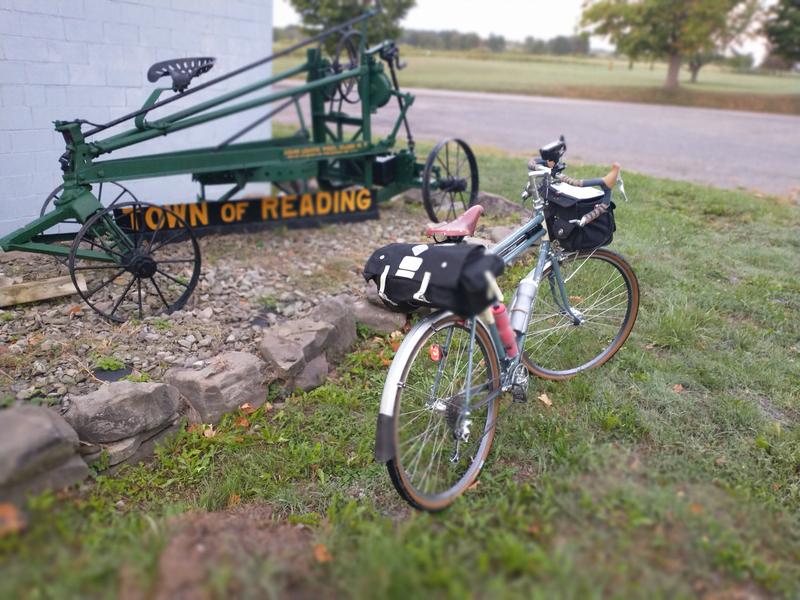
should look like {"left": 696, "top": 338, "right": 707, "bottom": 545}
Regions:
{"left": 374, "top": 311, "right": 492, "bottom": 463}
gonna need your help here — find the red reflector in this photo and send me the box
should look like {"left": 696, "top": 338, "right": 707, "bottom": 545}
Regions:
{"left": 429, "top": 344, "right": 442, "bottom": 362}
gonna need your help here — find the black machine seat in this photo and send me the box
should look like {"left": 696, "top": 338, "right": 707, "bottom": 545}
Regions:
{"left": 147, "top": 57, "right": 216, "bottom": 92}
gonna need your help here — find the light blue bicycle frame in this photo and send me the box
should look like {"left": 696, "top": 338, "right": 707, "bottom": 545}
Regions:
{"left": 443, "top": 209, "right": 585, "bottom": 423}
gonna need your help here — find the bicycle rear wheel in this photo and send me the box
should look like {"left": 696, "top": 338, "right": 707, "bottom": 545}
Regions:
{"left": 522, "top": 248, "right": 639, "bottom": 380}
{"left": 387, "top": 314, "right": 500, "bottom": 511}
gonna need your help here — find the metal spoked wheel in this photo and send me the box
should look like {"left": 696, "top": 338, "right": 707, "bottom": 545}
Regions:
{"left": 41, "top": 182, "right": 141, "bottom": 265}
{"left": 521, "top": 248, "right": 639, "bottom": 380}
{"left": 332, "top": 30, "right": 361, "bottom": 104}
{"left": 387, "top": 314, "right": 500, "bottom": 512}
{"left": 68, "top": 201, "right": 201, "bottom": 322}
{"left": 422, "top": 138, "right": 479, "bottom": 223}
{"left": 40, "top": 181, "right": 139, "bottom": 219}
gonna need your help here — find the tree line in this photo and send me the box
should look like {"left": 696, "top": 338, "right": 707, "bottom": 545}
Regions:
{"left": 400, "top": 29, "right": 591, "bottom": 55}
{"left": 276, "top": 25, "right": 591, "bottom": 57}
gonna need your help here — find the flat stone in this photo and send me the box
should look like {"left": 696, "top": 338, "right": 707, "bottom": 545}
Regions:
{"left": 259, "top": 333, "right": 307, "bottom": 381}
{"left": 294, "top": 354, "right": 328, "bottom": 392}
{"left": 1, "top": 455, "right": 88, "bottom": 505}
{"left": 267, "top": 318, "right": 335, "bottom": 362}
{"left": 313, "top": 295, "right": 357, "bottom": 362}
{"left": 100, "top": 420, "right": 180, "bottom": 468}
{"left": 0, "top": 406, "right": 87, "bottom": 503}
{"left": 63, "top": 382, "right": 181, "bottom": 444}
{"left": 364, "top": 282, "right": 383, "bottom": 307}
{"left": 353, "top": 299, "right": 406, "bottom": 335}
{"left": 475, "top": 191, "right": 528, "bottom": 218}
{"left": 485, "top": 225, "right": 517, "bottom": 243}
{"left": 166, "top": 352, "right": 267, "bottom": 424}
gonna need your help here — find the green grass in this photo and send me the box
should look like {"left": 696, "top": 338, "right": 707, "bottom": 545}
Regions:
{"left": 273, "top": 47, "right": 800, "bottom": 114}
{"left": 1, "top": 150, "right": 799, "bottom": 598}
{"left": 91, "top": 355, "right": 126, "bottom": 372}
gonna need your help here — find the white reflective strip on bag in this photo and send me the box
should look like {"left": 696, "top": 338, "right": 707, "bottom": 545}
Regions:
{"left": 378, "top": 265, "right": 398, "bottom": 305}
{"left": 412, "top": 271, "right": 431, "bottom": 303}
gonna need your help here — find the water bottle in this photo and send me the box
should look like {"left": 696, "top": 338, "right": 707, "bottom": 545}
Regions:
{"left": 491, "top": 303, "right": 518, "bottom": 358}
{"left": 509, "top": 279, "right": 538, "bottom": 334}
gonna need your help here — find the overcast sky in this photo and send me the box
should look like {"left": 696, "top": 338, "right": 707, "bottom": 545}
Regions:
{"left": 273, "top": 0, "right": 768, "bottom": 61}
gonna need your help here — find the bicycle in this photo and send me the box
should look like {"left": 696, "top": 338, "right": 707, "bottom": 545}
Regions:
{"left": 371, "top": 138, "right": 640, "bottom": 511}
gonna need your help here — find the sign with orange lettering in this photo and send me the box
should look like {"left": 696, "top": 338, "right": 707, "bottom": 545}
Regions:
{"left": 113, "top": 188, "right": 377, "bottom": 234}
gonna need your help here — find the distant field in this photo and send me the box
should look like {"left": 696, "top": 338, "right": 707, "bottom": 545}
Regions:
{"left": 273, "top": 46, "right": 800, "bottom": 114}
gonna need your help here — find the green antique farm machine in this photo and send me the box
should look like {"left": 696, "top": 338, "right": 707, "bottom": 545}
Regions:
{"left": 0, "top": 9, "right": 479, "bottom": 322}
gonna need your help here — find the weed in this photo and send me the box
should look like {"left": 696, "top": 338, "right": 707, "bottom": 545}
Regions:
{"left": 92, "top": 355, "right": 126, "bottom": 371}
{"left": 259, "top": 294, "right": 279, "bottom": 311}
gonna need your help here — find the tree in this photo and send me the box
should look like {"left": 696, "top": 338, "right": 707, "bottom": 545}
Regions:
{"left": 288, "top": 0, "right": 416, "bottom": 48}
{"left": 763, "top": 0, "right": 800, "bottom": 65}
{"left": 487, "top": 34, "right": 506, "bottom": 53}
{"left": 582, "top": 0, "right": 757, "bottom": 88}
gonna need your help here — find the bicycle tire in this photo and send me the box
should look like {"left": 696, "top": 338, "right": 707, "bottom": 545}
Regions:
{"left": 521, "top": 248, "right": 639, "bottom": 380}
{"left": 386, "top": 314, "right": 500, "bottom": 511}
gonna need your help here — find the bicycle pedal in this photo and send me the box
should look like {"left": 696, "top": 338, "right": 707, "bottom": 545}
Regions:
{"left": 511, "top": 385, "right": 528, "bottom": 404}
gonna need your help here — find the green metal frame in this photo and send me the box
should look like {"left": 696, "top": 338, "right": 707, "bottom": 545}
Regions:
{"left": 0, "top": 9, "right": 424, "bottom": 260}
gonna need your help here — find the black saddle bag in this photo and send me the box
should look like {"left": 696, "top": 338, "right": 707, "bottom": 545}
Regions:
{"left": 363, "top": 242, "right": 504, "bottom": 317}
{"left": 544, "top": 186, "right": 616, "bottom": 252}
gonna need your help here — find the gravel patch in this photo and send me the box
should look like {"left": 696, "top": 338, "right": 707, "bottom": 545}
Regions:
{"left": 0, "top": 199, "right": 437, "bottom": 406}
{"left": 0, "top": 195, "right": 517, "bottom": 408}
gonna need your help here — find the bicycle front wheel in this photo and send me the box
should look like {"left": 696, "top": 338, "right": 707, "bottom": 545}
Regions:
{"left": 522, "top": 248, "right": 639, "bottom": 380}
{"left": 387, "top": 314, "right": 500, "bottom": 511}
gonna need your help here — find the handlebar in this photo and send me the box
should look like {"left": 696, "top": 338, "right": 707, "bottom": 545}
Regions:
{"left": 522, "top": 154, "right": 629, "bottom": 225}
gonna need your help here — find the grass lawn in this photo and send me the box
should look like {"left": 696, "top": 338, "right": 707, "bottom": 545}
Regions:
{"left": 273, "top": 47, "right": 800, "bottom": 114}
{"left": 1, "top": 149, "right": 799, "bottom": 598}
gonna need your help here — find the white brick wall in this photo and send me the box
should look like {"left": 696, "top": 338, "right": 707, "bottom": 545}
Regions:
{"left": 0, "top": 0, "right": 273, "bottom": 235}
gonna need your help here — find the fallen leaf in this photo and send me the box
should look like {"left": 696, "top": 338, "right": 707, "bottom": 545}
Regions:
{"left": 689, "top": 503, "right": 703, "bottom": 515}
{"left": 187, "top": 423, "right": 202, "bottom": 434}
{"left": 0, "top": 503, "right": 26, "bottom": 537}
{"left": 380, "top": 358, "right": 392, "bottom": 367}
{"left": 202, "top": 424, "right": 216, "bottom": 438}
{"left": 227, "top": 494, "right": 241, "bottom": 507}
{"left": 263, "top": 402, "right": 274, "bottom": 412}
{"left": 234, "top": 416, "right": 250, "bottom": 428}
{"left": 313, "top": 543, "right": 332, "bottom": 563}
{"left": 714, "top": 456, "right": 726, "bottom": 467}
{"left": 538, "top": 393, "right": 553, "bottom": 407}
{"left": 672, "top": 383, "right": 684, "bottom": 393}
{"left": 239, "top": 402, "right": 256, "bottom": 415}
{"left": 569, "top": 295, "right": 584, "bottom": 303}
{"left": 644, "top": 343, "right": 657, "bottom": 350}
{"left": 527, "top": 523, "right": 541, "bottom": 536}
{"left": 390, "top": 340, "right": 401, "bottom": 352}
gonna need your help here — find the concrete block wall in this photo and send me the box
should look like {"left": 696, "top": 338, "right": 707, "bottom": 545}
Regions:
{"left": 0, "top": 0, "right": 273, "bottom": 236}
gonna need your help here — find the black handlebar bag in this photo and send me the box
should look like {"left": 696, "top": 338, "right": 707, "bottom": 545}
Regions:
{"left": 544, "top": 185, "right": 616, "bottom": 252}
{"left": 363, "top": 242, "right": 504, "bottom": 317}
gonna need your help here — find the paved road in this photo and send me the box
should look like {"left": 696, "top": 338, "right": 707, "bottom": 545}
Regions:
{"left": 276, "top": 85, "right": 800, "bottom": 198}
